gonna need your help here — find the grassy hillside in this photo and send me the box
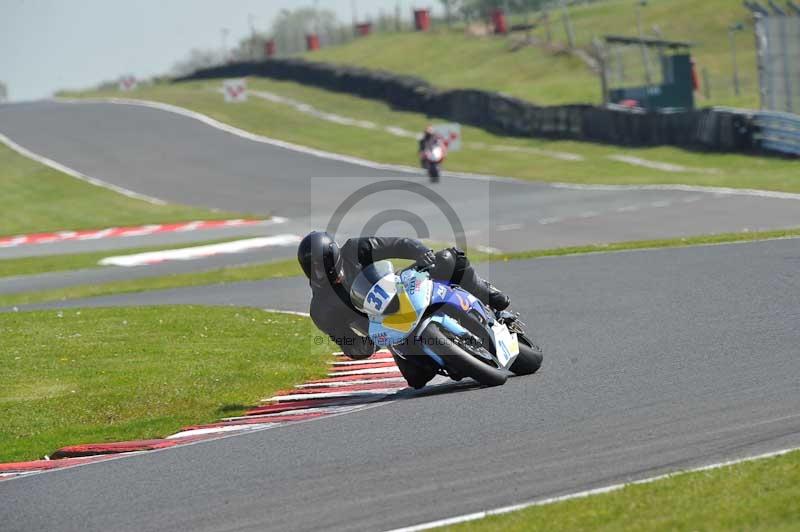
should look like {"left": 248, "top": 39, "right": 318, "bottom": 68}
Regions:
{"left": 307, "top": 0, "right": 757, "bottom": 108}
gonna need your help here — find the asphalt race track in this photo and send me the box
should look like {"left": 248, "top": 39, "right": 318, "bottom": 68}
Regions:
{"left": 3, "top": 239, "right": 800, "bottom": 531}
{"left": 4, "top": 100, "right": 800, "bottom": 258}
{"left": 2, "top": 99, "right": 800, "bottom": 531}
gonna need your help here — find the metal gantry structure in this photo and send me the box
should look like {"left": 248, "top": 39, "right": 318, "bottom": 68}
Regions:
{"left": 746, "top": 1, "right": 800, "bottom": 155}
{"left": 745, "top": 0, "right": 800, "bottom": 113}
{"left": 599, "top": 35, "right": 696, "bottom": 111}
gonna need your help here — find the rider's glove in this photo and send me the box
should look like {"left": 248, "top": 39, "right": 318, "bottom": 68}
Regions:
{"left": 415, "top": 250, "right": 436, "bottom": 271}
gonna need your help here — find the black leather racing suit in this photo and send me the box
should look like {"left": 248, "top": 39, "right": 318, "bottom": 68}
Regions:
{"left": 308, "top": 237, "right": 495, "bottom": 359}
{"left": 419, "top": 132, "right": 439, "bottom": 169}
{"left": 419, "top": 132, "right": 435, "bottom": 153}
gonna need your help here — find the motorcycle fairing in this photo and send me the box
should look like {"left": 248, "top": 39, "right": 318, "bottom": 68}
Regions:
{"left": 368, "top": 268, "right": 432, "bottom": 347}
{"left": 368, "top": 268, "right": 520, "bottom": 370}
{"left": 429, "top": 281, "right": 491, "bottom": 323}
{"left": 428, "top": 281, "right": 520, "bottom": 369}
{"left": 418, "top": 314, "right": 470, "bottom": 367}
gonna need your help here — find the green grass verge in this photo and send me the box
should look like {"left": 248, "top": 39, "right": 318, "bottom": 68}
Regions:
{"left": 3, "top": 228, "right": 798, "bottom": 309}
{"left": 446, "top": 450, "right": 800, "bottom": 531}
{"left": 0, "top": 238, "right": 244, "bottom": 279}
{"left": 492, "top": 228, "right": 800, "bottom": 262}
{"left": 0, "top": 141, "right": 246, "bottom": 237}
{"left": 309, "top": 0, "right": 759, "bottom": 109}
{"left": 62, "top": 79, "right": 800, "bottom": 194}
{"left": 0, "top": 258, "right": 300, "bottom": 308}
{"left": 0, "top": 306, "right": 332, "bottom": 463}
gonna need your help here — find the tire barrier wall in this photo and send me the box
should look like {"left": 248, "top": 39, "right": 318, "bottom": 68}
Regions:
{"left": 177, "top": 59, "right": 779, "bottom": 155}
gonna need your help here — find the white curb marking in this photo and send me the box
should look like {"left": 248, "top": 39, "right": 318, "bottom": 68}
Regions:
{"left": 329, "top": 367, "right": 403, "bottom": 377}
{"left": 474, "top": 245, "right": 502, "bottom": 255}
{"left": 261, "top": 309, "right": 311, "bottom": 317}
{"left": 118, "top": 224, "right": 162, "bottom": 237}
{"left": 478, "top": 142, "right": 584, "bottom": 161}
{"left": 166, "top": 424, "right": 277, "bottom": 439}
{"left": 296, "top": 377, "right": 407, "bottom": 388}
{"left": 98, "top": 234, "right": 302, "bottom": 267}
{"left": 266, "top": 388, "right": 403, "bottom": 402}
{"left": 332, "top": 358, "right": 396, "bottom": 366}
{"left": 0, "top": 219, "right": 279, "bottom": 249}
{"left": 78, "top": 228, "right": 116, "bottom": 241}
{"left": 496, "top": 223, "right": 524, "bottom": 232}
{"left": 538, "top": 217, "right": 562, "bottom": 225}
{"left": 222, "top": 405, "right": 362, "bottom": 422}
{"left": 608, "top": 154, "right": 720, "bottom": 174}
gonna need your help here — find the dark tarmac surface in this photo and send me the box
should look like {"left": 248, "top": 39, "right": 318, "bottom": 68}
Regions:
{"left": 3, "top": 239, "right": 799, "bottom": 531}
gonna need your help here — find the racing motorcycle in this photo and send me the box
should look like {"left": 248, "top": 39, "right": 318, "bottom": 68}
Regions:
{"left": 421, "top": 136, "right": 447, "bottom": 183}
{"left": 349, "top": 260, "right": 543, "bottom": 388}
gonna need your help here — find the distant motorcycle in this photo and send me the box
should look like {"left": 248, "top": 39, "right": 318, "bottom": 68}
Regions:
{"left": 349, "top": 260, "right": 543, "bottom": 388}
{"left": 421, "top": 136, "right": 448, "bottom": 183}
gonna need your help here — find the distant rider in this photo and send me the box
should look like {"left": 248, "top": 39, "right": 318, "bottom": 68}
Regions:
{"left": 297, "top": 232, "right": 510, "bottom": 362}
{"left": 418, "top": 125, "right": 441, "bottom": 169}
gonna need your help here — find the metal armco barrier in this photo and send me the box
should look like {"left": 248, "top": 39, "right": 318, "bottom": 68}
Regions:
{"left": 177, "top": 59, "right": 767, "bottom": 154}
{"left": 754, "top": 111, "right": 800, "bottom": 156}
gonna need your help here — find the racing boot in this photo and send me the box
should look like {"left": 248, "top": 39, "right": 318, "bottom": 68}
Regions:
{"left": 432, "top": 248, "right": 510, "bottom": 311}
{"left": 393, "top": 353, "right": 437, "bottom": 389}
{"left": 471, "top": 279, "right": 511, "bottom": 312}
{"left": 342, "top": 336, "right": 377, "bottom": 360}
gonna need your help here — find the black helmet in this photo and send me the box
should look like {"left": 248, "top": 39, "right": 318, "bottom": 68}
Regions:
{"left": 297, "top": 231, "right": 343, "bottom": 285}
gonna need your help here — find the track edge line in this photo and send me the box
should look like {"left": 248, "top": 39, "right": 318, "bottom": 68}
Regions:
{"left": 384, "top": 445, "right": 800, "bottom": 532}
{"left": 0, "top": 131, "right": 167, "bottom": 205}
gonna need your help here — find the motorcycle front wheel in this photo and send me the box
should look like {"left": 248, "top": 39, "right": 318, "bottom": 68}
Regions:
{"left": 428, "top": 164, "right": 440, "bottom": 182}
{"left": 419, "top": 323, "right": 507, "bottom": 387}
{"left": 509, "top": 335, "right": 543, "bottom": 376}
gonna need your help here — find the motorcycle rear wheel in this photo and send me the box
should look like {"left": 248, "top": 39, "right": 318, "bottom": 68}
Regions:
{"left": 420, "top": 323, "right": 507, "bottom": 387}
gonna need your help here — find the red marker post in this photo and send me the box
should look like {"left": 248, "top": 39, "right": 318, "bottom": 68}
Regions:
{"left": 491, "top": 8, "right": 507, "bottom": 35}
{"left": 355, "top": 23, "right": 372, "bottom": 37}
{"left": 306, "top": 34, "right": 320, "bottom": 51}
{"left": 414, "top": 9, "right": 431, "bottom": 32}
{"left": 265, "top": 39, "right": 276, "bottom": 58}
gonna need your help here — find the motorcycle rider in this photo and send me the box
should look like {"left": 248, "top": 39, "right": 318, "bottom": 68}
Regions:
{"left": 418, "top": 125, "right": 440, "bottom": 169}
{"left": 297, "top": 231, "right": 510, "bottom": 373}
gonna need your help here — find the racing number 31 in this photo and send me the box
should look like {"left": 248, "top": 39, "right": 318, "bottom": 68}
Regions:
{"left": 367, "top": 285, "right": 390, "bottom": 311}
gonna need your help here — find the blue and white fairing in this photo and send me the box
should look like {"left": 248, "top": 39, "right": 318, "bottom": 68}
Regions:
{"left": 367, "top": 268, "right": 433, "bottom": 347}
{"left": 364, "top": 266, "right": 520, "bottom": 370}
{"left": 423, "top": 281, "right": 520, "bottom": 369}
